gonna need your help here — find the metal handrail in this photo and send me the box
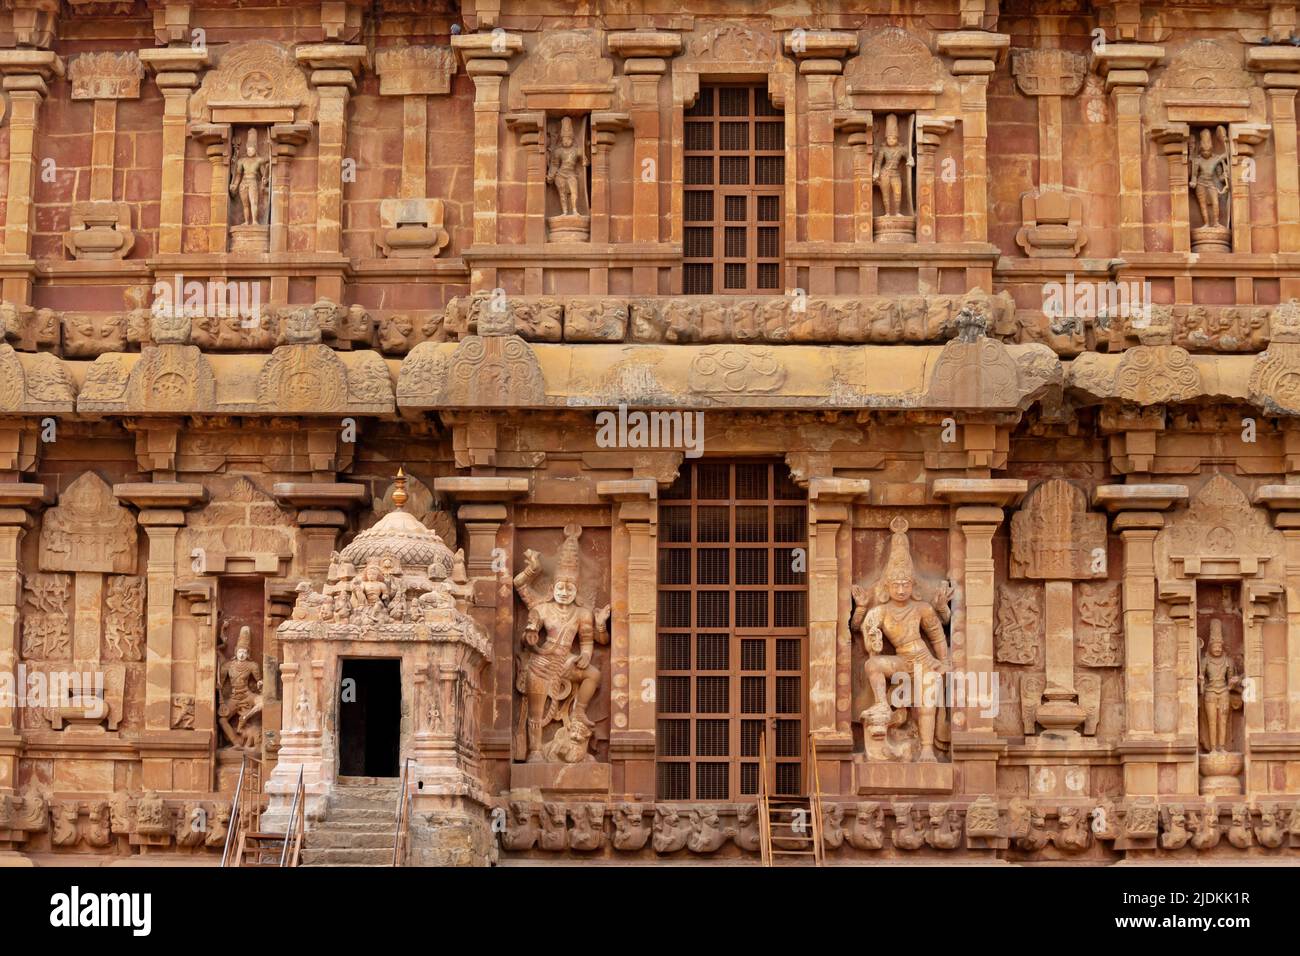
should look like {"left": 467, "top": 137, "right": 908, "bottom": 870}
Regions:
{"left": 758, "top": 728, "right": 773, "bottom": 867}
{"left": 808, "top": 733, "right": 825, "bottom": 867}
{"left": 279, "top": 767, "right": 305, "bottom": 867}
{"left": 221, "top": 754, "right": 259, "bottom": 868}
{"left": 393, "top": 757, "right": 414, "bottom": 867}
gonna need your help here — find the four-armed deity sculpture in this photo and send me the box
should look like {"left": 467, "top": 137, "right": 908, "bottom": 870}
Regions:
{"left": 513, "top": 524, "right": 610, "bottom": 763}
{"left": 851, "top": 517, "right": 953, "bottom": 762}
{"left": 1199, "top": 618, "right": 1245, "bottom": 795}
{"left": 1188, "top": 126, "right": 1231, "bottom": 252}
{"left": 217, "top": 624, "right": 264, "bottom": 753}
{"left": 228, "top": 127, "right": 271, "bottom": 252}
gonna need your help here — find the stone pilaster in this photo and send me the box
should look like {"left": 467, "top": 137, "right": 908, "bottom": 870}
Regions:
{"left": 271, "top": 483, "right": 369, "bottom": 579}
{"left": 139, "top": 47, "right": 210, "bottom": 257}
{"left": 597, "top": 479, "right": 658, "bottom": 796}
{"left": 295, "top": 45, "right": 367, "bottom": 261}
{"left": 0, "top": 484, "right": 45, "bottom": 798}
{"left": 1093, "top": 43, "right": 1164, "bottom": 255}
{"left": 0, "top": 50, "right": 62, "bottom": 303}
{"left": 936, "top": 31, "right": 1009, "bottom": 244}
{"left": 452, "top": 31, "right": 524, "bottom": 290}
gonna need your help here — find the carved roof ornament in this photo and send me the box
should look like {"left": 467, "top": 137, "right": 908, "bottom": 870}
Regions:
{"left": 375, "top": 44, "right": 456, "bottom": 97}
{"left": 689, "top": 22, "right": 780, "bottom": 62}
{"left": 398, "top": 336, "right": 547, "bottom": 408}
{"left": 844, "top": 27, "right": 945, "bottom": 95}
{"left": 1250, "top": 300, "right": 1300, "bottom": 413}
{"left": 69, "top": 51, "right": 143, "bottom": 100}
{"left": 1011, "top": 48, "right": 1087, "bottom": 97}
{"left": 0, "top": 343, "right": 75, "bottom": 413}
{"left": 1114, "top": 346, "right": 1202, "bottom": 404}
{"left": 1150, "top": 39, "right": 1262, "bottom": 124}
{"left": 39, "top": 471, "right": 138, "bottom": 574}
{"left": 509, "top": 30, "right": 615, "bottom": 111}
{"left": 190, "top": 40, "right": 316, "bottom": 124}
{"left": 1010, "top": 479, "right": 1107, "bottom": 580}
{"left": 1157, "top": 474, "right": 1283, "bottom": 580}
{"left": 341, "top": 469, "right": 455, "bottom": 578}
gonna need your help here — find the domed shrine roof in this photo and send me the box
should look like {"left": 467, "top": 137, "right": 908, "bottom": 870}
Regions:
{"left": 339, "top": 470, "right": 454, "bottom": 579}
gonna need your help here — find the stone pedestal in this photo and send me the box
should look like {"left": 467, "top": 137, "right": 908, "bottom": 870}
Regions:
{"left": 230, "top": 223, "right": 269, "bottom": 254}
{"left": 1192, "top": 224, "right": 1231, "bottom": 253}
{"left": 510, "top": 760, "right": 611, "bottom": 797}
{"left": 547, "top": 212, "right": 590, "bottom": 243}
{"left": 854, "top": 757, "right": 954, "bottom": 794}
{"left": 1200, "top": 750, "right": 1244, "bottom": 796}
{"left": 874, "top": 213, "right": 915, "bottom": 243}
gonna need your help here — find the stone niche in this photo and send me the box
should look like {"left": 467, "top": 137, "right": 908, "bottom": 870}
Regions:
{"left": 266, "top": 490, "right": 495, "bottom": 865}
{"left": 188, "top": 40, "right": 317, "bottom": 255}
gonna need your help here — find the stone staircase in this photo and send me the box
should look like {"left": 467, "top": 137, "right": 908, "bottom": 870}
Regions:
{"left": 300, "top": 778, "right": 400, "bottom": 867}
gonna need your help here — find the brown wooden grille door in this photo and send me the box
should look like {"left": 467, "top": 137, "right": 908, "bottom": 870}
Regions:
{"left": 656, "top": 461, "right": 808, "bottom": 801}
{"left": 683, "top": 84, "right": 785, "bottom": 295}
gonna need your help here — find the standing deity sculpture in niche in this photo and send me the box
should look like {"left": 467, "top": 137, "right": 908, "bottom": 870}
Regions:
{"left": 873, "top": 113, "right": 916, "bottom": 242}
{"left": 217, "top": 623, "right": 264, "bottom": 752}
{"left": 545, "top": 116, "right": 590, "bottom": 242}
{"left": 1199, "top": 619, "right": 1241, "bottom": 753}
{"left": 229, "top": 128, "right": 270, "bottom": 226}
{"left": 513, "top": 524, "right": 611, "bottom": 763}
{"left": 1188, "top": 126, "right": 1230, "bottom": 252}
{"left": 850, "top": 518, "right": 953, "bottom": 762}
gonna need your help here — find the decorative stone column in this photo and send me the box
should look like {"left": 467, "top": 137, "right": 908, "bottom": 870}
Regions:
{"left": 189, "top": 123, "right": 231, "bottom": 255}
{"left": 834, "top": 111, "right": 872, "bottom": 244}
{"left": 1253, "top": 485, "right": 1300, "bottom": 735}
{"left": 433, "top": 476, "right": 528, "bottom": 784}
{"left": 271, "top": 482, "right": 369, "bottom": 579}
{"left": 1248, "top": 44, "right": 1300, "bottom": 266}
{"left": 452, "top": 31, "right": 524, "bottom": 290}
{"left": 1093, "top": 43, "right": 1165, "bottom": 254}
{"left": 933, "top": 478, "right": 1026, "bottom": 795}
{"left": 936, "top": 31, "right": 1010, "bottom": 244}
{"left": 112, "top": 482, "right": 208, "bottom": 791}
{"left": 0, "top": 483, "right": 45, "bottom": 800}
{"left": 609, "top": 31, "right": 683, "bottom": 295}
{"left": 0, "top": 50, "right": 62, "bottom": 302}
{"left": 1151, "top": 122, "right": 1192, "bottom": 255}
{"left": 295, "top": 45, "right": 367, "bottom": 262}
{"left": 139, "top": 47, "right": 210, "bottom": 257}
{"left": 266, "top": 123, "right": 311, "bottom": 304}
{"left": 1093, "top": 483, "right": 1188, "bottom": 795}
{"left": 597, "top": 479, "right": 658, "bottom": 796}
{"left": 1229, "top": 124, "right": 1270, "bottom": 256}
{"left": 915, "top": 116, "right": 957, "bottom": 250}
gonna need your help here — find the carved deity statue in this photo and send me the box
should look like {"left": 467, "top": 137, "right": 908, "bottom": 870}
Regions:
{"left": 872, "top": 113, "right": 914, "bottom": 219}
{"left": 1199, "top": 619, "right": 1240, "bottom": 753}
{"left": 229, "top": 128, "right": 269, "bottom": 226}
{"left": 1189, "top": 126, "right": 1230, "bottom": 231}
{"left": 850, "top": 517, "right": 952, "bottom": 762}
{"left": 546, "top": 116, "right": 587, "bottom": 218}
{"left": 218, "top": 624, "right": 264, "bottom": 752}
{"left": 513, "top": 524, "right": 611, "bottom": 763}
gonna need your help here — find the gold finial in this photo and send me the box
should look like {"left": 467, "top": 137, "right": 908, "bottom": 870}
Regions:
{"left": 393, "top": 467, "right": 408, "bottom": 510}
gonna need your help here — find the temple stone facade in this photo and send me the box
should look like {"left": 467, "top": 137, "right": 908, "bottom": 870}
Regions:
{"left": 2, "top": 0, "right": 1300, "bottom": 865}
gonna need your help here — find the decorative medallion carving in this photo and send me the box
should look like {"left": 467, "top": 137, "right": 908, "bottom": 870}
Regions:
{"left": 1114, "top": 346, "right": 1201, "bottom": 404}
{"left": 844, "top": 27, "right": 944, "bottom": 94}
{"left": 687, "top": 347, "right": 786, "bottom": 394}
{"left": 39, "top": 472, "right": 138, "bottom": 574}
{"left": 190, "top": 41, "right": 316, "bottom": 123}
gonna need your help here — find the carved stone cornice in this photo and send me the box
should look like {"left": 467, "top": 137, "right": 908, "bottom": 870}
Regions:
{"left": 1092, "top": 484, "right": 1188, "bottom": 512}
{"left": 294, "top": 43, "right": 367, "bottom": 89}
{"left": 1092, "top": 43, "right": 1164, "bottom": 91}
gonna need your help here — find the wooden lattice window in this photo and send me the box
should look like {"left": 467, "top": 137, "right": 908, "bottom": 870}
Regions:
{"left": 683, "top": 84, "right": 785, "bottom": 295}
{"left": 656, "top": 461, "right": 808, "bottom": 801}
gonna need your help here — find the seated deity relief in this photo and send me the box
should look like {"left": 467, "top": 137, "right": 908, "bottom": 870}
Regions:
{"left": 513, "top": 525, "right": 611, "bottom": 764}
{"left": 850, "top": 518, "right": 954, "bottom": 763}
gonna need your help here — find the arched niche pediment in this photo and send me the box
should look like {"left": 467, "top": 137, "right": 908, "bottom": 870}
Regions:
{"left": 842, "top": 26, "right": 958, "bottom": 112}
{"left": 1147, "top": 38, "right": 1265, "bottom": 126}
{"left": 507, "top": 29, "right": 617, "bottom": 112}
{"left": 190, "top": 40, "right": 317, "bottom": 125}
{"left": 1155, "top": 474, "right": 1283, "bottom": 584}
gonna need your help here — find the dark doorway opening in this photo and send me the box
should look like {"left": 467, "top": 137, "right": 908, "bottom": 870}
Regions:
{"left": 338, "top": 659, "right": 401, "bottom": 778}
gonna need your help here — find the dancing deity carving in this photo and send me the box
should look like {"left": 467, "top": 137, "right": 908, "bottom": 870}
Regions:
{"left": 513, "top": 524, "right": 611, "bottom": 763}
{"left": 218, "top": 623, "right": 263, "bottom": 752}
{"left": 850, "top": 518, "right": 952, "bottom": 762}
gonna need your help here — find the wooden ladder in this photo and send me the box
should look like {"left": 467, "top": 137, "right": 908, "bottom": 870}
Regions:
{"left": 759, "top": 729, "right": 825, "bottom": 866}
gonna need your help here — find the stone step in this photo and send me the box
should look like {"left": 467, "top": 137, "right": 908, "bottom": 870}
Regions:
{"left": 328, "top": 790, "right": 401, "bottom": 812}
{"left": 300, "top": 847, "right": 394, "bottom": 866}
{"left": 321, "top": 806, "right": 395, "bottom": 821}
{"left": 310, "top": 819, "right": 397, "bottom": 832}
{"left": 306, "top": 830, "right": 396, "bottom": 849}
